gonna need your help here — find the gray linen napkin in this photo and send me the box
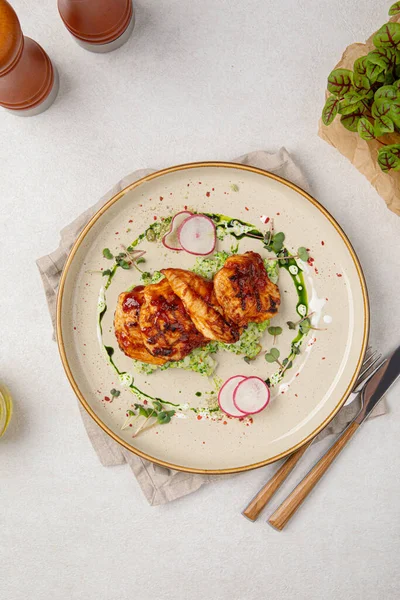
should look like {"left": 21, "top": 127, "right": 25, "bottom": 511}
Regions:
{"left": 36, "top": 148, "right": 387, "bottom": 505}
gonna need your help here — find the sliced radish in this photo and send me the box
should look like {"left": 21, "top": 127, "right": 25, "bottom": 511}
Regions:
{"left": 233, "top": 377, "right": 270, "bottom": 415}
{"left": 218, "top": 375, "right": 248, "bottom": 418}
{"left": 178, "top": 215, "right": 216, "bottom": 256}
{"left": 162, "top": 211, "right": 193, "bottom": 251}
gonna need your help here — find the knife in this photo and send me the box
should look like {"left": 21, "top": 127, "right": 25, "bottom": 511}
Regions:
{"left": 268, "top": 345, "right": 400, "bottom": 531}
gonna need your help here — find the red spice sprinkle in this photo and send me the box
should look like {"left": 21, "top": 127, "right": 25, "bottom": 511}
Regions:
{"left": 115, "top": 232, "right": 119, "bottom": 235}
{"left": 159, "top": 196, "right": 163, "bottom": 201}
{"left": 74, "top": 326, "right": 76, "bottom": 330}
{"left": 212, "top": 188, "right": 215, "bottom": 191}
{"left": 206, "top": 192, "right": 211, "bottom": 197}
{"left": 129, "top": 219, "right": 133, "bottom": 223}
{"left": 104, "top": 396, "right": 110, "bottom": 402}
{"left": 197, "top": 415, "right": 202, "bottom": 420}
{"left": 202, "top": 441, "right": 205, "bottom": 444}
{"left": 307, "top": 256, "right": 315, "bottom": 266}
{"left": 336, "top": 273, "right": 342, "bottom": 277}
{"left": 153, "top": 216, "right": 157, "bottom": 220}
{"left": 198, "top": 181, "right": 202, "bottom": 184}
{"left": 184, "top": 205, "right": 188, "bottom": 210}
{"left": 139, "top": 204, "right": 143, "bottom": 207}
{"left": 187, "top": 183, "right": 190, "bottom": 187}
{"left": 143, "top": 400, "right": 148, "bottom": 405}
{"left": 170, "top": 192, "right": 173, "bottom": 195}
{"left": 276, "top": 212, "right": 280, "bottom": 215}
{"left": 129, "top": 424, "right": 132, "bottom": 427}
{"left": 223, "top": 421, "right": 227, "bottom": 425}
{"left": 245, "top": 206, "right": 249, "bottom": 211}
{"left": 321, "top": 240, "right": 325, "bottom": 245}
{"left": 296, "top": 373, "right": 300, "bottom": 378}
{"left": 295, "top": 394, "right": 298, "bottom": 397}
{"left": 322, "top": 357, "right": 326, "bottom": 360}
{"left": 315, "top": 267, "right": 319, "bottom": 274}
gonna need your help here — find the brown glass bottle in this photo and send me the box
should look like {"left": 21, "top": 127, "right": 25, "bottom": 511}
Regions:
{"left": 0, "top": 0, "right": 58, "bottom": 116}
{"left": 58, "top": 0, "right": 135, "bottom": 53}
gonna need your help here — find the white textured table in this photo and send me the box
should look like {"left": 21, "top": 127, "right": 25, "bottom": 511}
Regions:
{"left": 1, "top": 2, "right": 400, "bottom": 599}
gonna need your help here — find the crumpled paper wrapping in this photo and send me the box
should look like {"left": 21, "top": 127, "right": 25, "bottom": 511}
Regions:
{"left": 318, "top": 17, "right": 400, "bottom": 216}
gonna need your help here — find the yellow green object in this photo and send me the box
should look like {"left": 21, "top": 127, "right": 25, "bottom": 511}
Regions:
{"left": 0, "top": 383, "right": 13, "bottom": 437}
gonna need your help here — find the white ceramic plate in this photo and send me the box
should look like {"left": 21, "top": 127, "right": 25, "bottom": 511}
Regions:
{"left": 57, "top": 162, "right": 369, "bottom": 473}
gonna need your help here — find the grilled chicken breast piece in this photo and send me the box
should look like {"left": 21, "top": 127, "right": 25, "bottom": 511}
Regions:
{"left": 139, "top": 278, "right": 206, "bottom": 361}
{"left": 213, "top": 251, "right": 280, "bottom": 327}
{"left": 161, "top": 268, "right": 239, "bottom": 343}
{"left": 114, "top": 287, "right": 167, "bottom": 365}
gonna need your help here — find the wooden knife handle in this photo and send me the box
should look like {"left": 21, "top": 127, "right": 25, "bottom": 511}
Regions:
{"left": 268, "top": 421, "right": 360, "bottom": 531}
{"left": 242, "top": 440, "right": 313, "bottom": 521}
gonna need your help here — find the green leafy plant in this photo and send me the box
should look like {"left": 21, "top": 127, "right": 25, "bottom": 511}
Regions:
{"left": 322, "top": 4, "right": 400, "bottom": 173}
{"left": 268, "top": 326, "right": 283, "bottom": 344}
{"left": 265, "top": 347, "right": 282, "bottom": 367}
{"left": 124, "top": 400, "right": 176, "bottom": 437}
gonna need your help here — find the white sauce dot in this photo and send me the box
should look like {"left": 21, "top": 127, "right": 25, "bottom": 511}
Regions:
{"left": 298, "top": 285, "right": 303, "bottom": 291}
{"left": 323, "top": 315, "right": 333, "bottom": 324}
{"left": 289, "top": 265, "right": 298, "bottom": 275}
{"left": 297, "top": 303, "right": 307, "bottom": 317}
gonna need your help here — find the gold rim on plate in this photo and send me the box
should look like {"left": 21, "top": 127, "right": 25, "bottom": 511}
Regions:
{"left": 56, "top": 161, "right": 370, "bottom": 474}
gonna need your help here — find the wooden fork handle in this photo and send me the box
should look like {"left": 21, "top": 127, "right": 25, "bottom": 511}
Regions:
{"left": 242, "top": 440, "right": 313, "bottom": 521}
{"left": 268, "top": 421, "right": 360, "bottom": 531}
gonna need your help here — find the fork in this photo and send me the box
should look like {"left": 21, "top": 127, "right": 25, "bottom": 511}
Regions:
{"left": 242, "top": 347, "right": 382, "bottom": 522}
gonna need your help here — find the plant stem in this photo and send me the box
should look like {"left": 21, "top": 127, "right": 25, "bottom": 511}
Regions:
{"left": 133, "top": 409, "right": 156, "bottom": 438}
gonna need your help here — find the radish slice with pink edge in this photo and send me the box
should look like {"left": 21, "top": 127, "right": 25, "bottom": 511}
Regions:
{"left": 233, "top": 377, "right": 270, "bottom": 415}
{"left": 218, "top": 375, "right": 248, "bottom": 418}
{"left": 177, "top": 214, "right": 216, "bottom": 256}
{"left": 162, "top": 211, "right": 193, "bottom": 251}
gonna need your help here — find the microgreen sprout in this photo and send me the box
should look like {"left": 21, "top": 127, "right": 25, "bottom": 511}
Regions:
{"left": 287, "top": 312, "right": 315, "bottom": 330}
{"left": 124, "top": 399, "right": 176, "bottom": 438}
{"left": 265, "top": 347, "right": 283, "bottom": 368}
{"left": 268, "top": 326, "right": 283, "bottom": 344}
{"left": 103, "top": 248, "right": 113, "bottom": 260}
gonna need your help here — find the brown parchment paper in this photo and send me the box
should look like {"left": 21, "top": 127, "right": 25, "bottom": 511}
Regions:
{"left": 318, "top": 17, "right": 400, "bottom": 217}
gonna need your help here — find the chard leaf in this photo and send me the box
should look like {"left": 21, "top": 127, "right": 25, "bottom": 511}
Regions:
{"left": 367, "top": 48, "right": 396, "bottom": 69}
{"left": 389, "top": 102, "right": 400, "bottom": 126}
{"left": 373, "top": 23, "right": 400, "bottom": 49}
{"left": 374, "top": 85, "right": 398, "bottom": 101}
{"left": 327, "top": 69, "right": 353, "bottom": 95}
{"left": 384, "top": 71, "right": 396, "bottom": 85}
{"left": 389, "top": 2, "right": 400, "bottom": 16}
{"left": 372, "top": 99, "right": 392, "bottom": 117}
{"left": 354, "top": 56, "right": 368, "bottom": 76}
{"left": 366, "top": 61, "right": 385, "bottom": 84}
{"left": 322, "top": 95, "right": 340, "bottom": 125}
{"left": 377, "top": 147, "right": 400, "bottom": 172}
{"left": 338, "top": 93, "right": 363, "bottom": 115}
{"left": 357, "top": 117, "right": 376, "bottom": 141}
{"left": 340, "top": 112, "right": 362, "bottom": 132}
{"left": 353, "top": 72, "right": 373, "bottom": 96}
{"left": 393, "top": 79, "right": 400, "bottom": 90}
{"left": 374, "top": 115, "right": 395, "bottom": 136}
{"left": 385, "top": 144, "right": 400, "bottom": 160}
